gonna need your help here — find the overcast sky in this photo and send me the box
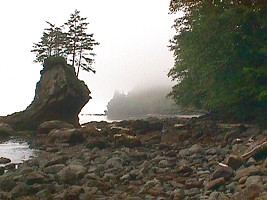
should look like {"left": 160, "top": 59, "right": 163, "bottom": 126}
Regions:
{"left": 0, "top": 0, "right": 178, "bottom": 115}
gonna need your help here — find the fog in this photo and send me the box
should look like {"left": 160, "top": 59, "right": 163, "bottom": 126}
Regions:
{"left": 0, "top": 0, "right": 178, "bottom": 115}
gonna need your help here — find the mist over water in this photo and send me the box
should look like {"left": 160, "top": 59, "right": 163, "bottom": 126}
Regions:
{"left": 0, "top": 0, "right": 179, "bottom": 116}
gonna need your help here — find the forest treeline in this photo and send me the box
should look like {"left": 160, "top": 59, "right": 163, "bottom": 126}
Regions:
{"left": 168, "top": 0, "right": 266, "bottom": 122}
{"left": 106, "top": 86, "right": 186, "bottom": 119}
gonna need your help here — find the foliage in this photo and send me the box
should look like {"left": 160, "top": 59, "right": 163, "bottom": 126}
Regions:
{"left": 106, "top": 86, "right": 182, "bottom": 119}
{"left": 64, "top": 10, "right": 99, "bottom": 76}
{"left": 32, "top": 22, "right": 66, "bottom": 63}
{"left": 168, "top": 0, "right": 267, "bottom": 121}
{"left": 31, "top": 10, "right": 99, "bottom": 77}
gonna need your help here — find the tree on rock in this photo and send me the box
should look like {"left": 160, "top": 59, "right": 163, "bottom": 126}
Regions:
{"left": 32, "top": 21, "right": 66, "bottom": 63}
{"left": 31, "top": 9, "right": 99, "bottom": 77}
{"left": 64, "top": 9, "right": 99, "bottom": 76}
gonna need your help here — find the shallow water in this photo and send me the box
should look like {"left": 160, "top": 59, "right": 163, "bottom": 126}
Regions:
{"left": 79, "top": 113, "right": 202, "bottom": 124}
{"left": 0, "top": 138, "right": 37, "bottom": 166}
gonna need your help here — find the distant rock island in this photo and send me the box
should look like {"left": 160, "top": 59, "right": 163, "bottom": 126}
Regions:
{"left": 0, "top": 57, "right": 90, "bottom": 130}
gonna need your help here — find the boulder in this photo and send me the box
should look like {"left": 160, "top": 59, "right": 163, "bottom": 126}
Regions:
{"left": 114, "top": 134, "right": 141, "bottom": 148}
{"left": 0, "top": 123, "right": 15, "bottom": 137}
{"left": 46, "top": 128, "right": 85, "bottom": 145}
{"left": 0, "top": 57, "right": 90, "bottom": 130}
{"left": 226, "top": 155, "right": 245, "bottom": 170}
{"left": 211, "top": 164, "right": 234, "bottom": 181}
{"left": 243, "top": 183, "right": 265, "bottom": 199}
{"left": 57, "top": 161, "right": 87, "bottom": 184}
{"left": 87, "top": 138, "right": 108, "bottom": 149}
{"left": 0, "top": 167, "right": 4, "bottom": 175}
{"left": 65, "top": 186, "right": 84, "bottom": 200}
{"left": 0, "top": 174, "right": 17, "bottom": 191}
{"left": 36, "top": 120, "right": 74, "bottom": 134}
{"left": 206, "top": 177, "right": 226, "bottom": 190}
{"left": 24, "top": 171, "right": 53, "bottom": 185}
{"left": 0, "top": 157, "right": 11, "bottom": 164}
{"left": 242, "top": 141, "right": 267, "bottom": 161}
{"left": 234, "top": 166, "right": 266, "bottom": 181}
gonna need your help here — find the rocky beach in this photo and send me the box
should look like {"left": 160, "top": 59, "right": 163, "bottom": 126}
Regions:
{"left": 0, "top": 58, "right": 266, "bottom": 199}
{"left": 0, "top": 116, "right": 266, "bottom": 199}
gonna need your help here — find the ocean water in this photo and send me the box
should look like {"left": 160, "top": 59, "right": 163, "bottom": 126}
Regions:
{"left": 79, "top": 114, "right": 111, "bottom": 124}
{"left": 0, "top": 138, "right": 38, "bottom": 166}
{"left": 79, "top": 113, "right": 202, "bottom": 124}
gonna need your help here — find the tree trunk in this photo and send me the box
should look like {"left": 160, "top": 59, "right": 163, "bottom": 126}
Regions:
{"left": 77, "top": 45, "right": 83, "bottom": 77}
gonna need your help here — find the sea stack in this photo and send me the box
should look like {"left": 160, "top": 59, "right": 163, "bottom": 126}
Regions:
{"left": 0, "top": 57, "right": 91, "bottom": 130}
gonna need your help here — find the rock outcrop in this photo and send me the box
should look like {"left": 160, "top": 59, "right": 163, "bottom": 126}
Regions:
{"left": 0, "top": 57, "right": 90, "bottom": 130}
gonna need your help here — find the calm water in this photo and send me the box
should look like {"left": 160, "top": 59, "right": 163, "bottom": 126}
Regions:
{"left": 79, "top": 113, "right": 202, "bottom": 124}
{"left": 79, "top": 114, "right": 111, "bottom": 124}
{"left": 0, "top": 138, "right": 38, "bottom": 166}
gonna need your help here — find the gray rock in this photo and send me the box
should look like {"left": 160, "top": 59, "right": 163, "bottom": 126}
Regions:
{"left": 234, "top": 166, "right": 264, "bottom": 181}
{"left": 44, "top": 164, "right": 66, "bottom": 174}
{"left": 245, "top": 175, "right": 263, "bottom": 186}
{"left": 44, "top": 155, "right": 68, "bottom": 167}
{"left": 189, "top": 144, "right": 204, "bottom": 154}
{"left": 231, "top": 191, "right": 248, "bottom": 200}
{"left": 0, "top": 174, "right": 16, "bottom": 191}
{"left": 211, "top": 164, "right": 234, "bottom": 181}
{"left": 158, "top": 159, "right": 171, "bottom": 168}
{"left": 24, "top": 171, "right": 53, "bottom": 185}
{"left": 37, "top": 120, "right": 74, "bottom": 134}
{"left": 57, "top": 161, "right": 87, "bottom": 184}
{"left": 247, "top": 157, "right": 257, "bottom": 166}
{"left": 226, "top": 154, "right": 244, "bottom": 170}
{"left": 185, "top": 188, "right": 200, "bottom": 196}
{"left": 205, "top": 147, "right": 218, "bottom": 155}
{"left": 0, "top": 157, "right": 11, "bottom": 164}
{"left": 93, "top": 156, "right": 109, "bottom": 165}
{"left": 173, "top": 188, "right": 185, "bottom": 199}
{"left": 36, "top": 189, "right": 52, "bottom": 199}
{"left": 46, "top": 128, "right": 85, "bottom": 144}
{"left": 0, "top": 123, "right": 15, "bottom": 137}
{"left": 226, "top": 181, "right": 240, "bottom": 193}
{"left": 10, "top": 182, "right": 29, "bottom": 198}
{"left": 106, "top": 157, "right": 123, "bottom": 169}
{"left": 209, "top": 191, "right": 229, "bottom": 200}
{"left": 243, "top": 182, "right": 265, "bottom": 199}
{"left": 179, "top": 148, "right": 190, "bottom": 157}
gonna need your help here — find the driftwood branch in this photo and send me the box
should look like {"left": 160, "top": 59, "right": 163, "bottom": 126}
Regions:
{"left": 242, "top": 141, "right": 267, "bottom": 160}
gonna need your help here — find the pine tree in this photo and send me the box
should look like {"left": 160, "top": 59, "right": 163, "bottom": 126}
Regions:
{"left": 31, "top": 21, "right": 65, "bottom": 63}
{"left": 64, "top": 10, "right": 99, "bottom": 76}
{"left": 31, "top": 10, "right": 99, "bottom": 77}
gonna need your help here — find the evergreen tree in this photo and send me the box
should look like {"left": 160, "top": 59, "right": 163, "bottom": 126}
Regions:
{"left": 64, "top": 9, "right": 99, "bottom": 76}
{"left": 31, "top": 10, "right": 99, "bottom": 77}
{"left": 168, "top": 0, "right": 267, "bottom": 121}
{"left": 31, "top": 21, "right": 65, "bottom": 63}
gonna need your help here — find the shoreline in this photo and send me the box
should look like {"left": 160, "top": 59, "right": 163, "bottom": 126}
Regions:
{"left": 0, "top": 116, "right": 266, "bottom": 199}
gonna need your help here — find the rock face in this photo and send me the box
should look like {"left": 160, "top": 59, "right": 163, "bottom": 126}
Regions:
{"left": 0, "top": 57, "right": 90, "bottom": 130}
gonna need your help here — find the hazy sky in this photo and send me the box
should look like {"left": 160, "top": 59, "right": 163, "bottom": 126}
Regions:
{"left": 0, "top": 0, "right": 178, "bottom": 115}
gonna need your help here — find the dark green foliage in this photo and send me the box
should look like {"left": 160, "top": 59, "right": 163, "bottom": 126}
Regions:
{"left": 168, "top": 0, "right": 267, "bottom": 121}
{"left": 32, "top": 22, "right": 66, "bottom": 63}
{"left": 31, "top": 10, "right": 99, "bottom": 77}
{"left": 43, "top": 56, "right": 67, "bottom": 70}
{"left": 64, "top": 9, "right": 99, "bottom": 76}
